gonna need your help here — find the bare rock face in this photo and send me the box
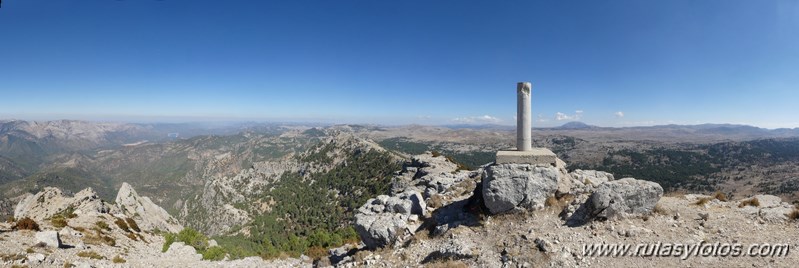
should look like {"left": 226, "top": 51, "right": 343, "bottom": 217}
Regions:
{"left": 14, "top": 187, "right": 109, "bottom": 221}
{"left": 115, "top": 182, "right": 183, "bottom": 233}
{"left": 570, "top": 178, "right": 663, "bottom": 224}
{"left": 481, "top": 164, "right": 560, "bottom": 214}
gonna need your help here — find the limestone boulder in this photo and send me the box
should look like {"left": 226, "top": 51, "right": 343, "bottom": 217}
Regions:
{"left": 354, "top": 213, "right": 409, "bottom": 249}
{"left": 404, "top": 191, "right": 426, "bottom": 216}
{"left": 35, "top": 231, "right": 62, "bottom": 248}
{"left": 579, "top": 178, "right": 663, "bottom": 221}
{"left": 570, "top": 169, "right": 615, "bottom": 188}
{"left": 481, "top": 164, "right": 560, "bottom": 214}
{"left": 354, "top": 190, "right": 427, "bottom": 249}
{"left": 164, "top": 241, "right": 203, "bottom": 261}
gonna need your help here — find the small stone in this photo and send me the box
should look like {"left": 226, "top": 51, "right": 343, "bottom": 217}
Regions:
{"left": 535, "top": 237, "right": 556, "bottom": 253}
{"left": 27, "top": 253, "right": 45, "bottom": 264}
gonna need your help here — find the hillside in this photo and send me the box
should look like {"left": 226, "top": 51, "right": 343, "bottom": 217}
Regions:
{"left": 1, "top": 120, "right": 799, "bottom": 266}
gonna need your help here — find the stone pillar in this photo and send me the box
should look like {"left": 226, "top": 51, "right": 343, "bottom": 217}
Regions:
{"left": 516, "top": 82, "right": 532, "bottom": 151}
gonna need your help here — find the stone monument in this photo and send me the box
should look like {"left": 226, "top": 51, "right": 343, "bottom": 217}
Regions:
{"left": 495, "top": 82, "right": 557, "bottom": 166}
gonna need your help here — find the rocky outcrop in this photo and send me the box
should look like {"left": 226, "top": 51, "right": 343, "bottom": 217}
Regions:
{"left": 481, "top": 164, "right": 561, "bottom": 214}
{"left": 354, "top": 191, "right": 426, "bottom": 249}
{"left": 115, "top": 182, "right": 183, "bottom": 233}
{"left": 391, "top": 152, "right": 474, "bottom": 199}
{"left": 569, "top": 178, "right": 663, "bottom": 224}
{"left": 409, "top": 153, "right": 459, "bottom": 179}
{"left": 737, "top": 194, "right": 796, "bottom": 223}
{"left": 14, "top": 187, "right": 109, "bottom": 221}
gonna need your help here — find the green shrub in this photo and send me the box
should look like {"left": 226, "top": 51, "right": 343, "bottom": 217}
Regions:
{"left": 202, "top": 246, "right": 226, "bottom": 261}
{"left": 95, "top": 221, "right": 110, "bottom": 231}
{"left": 177, "top": 228, "right": 209, "bottom": 251}
{"left": 162, "top": 233, "right": 176, "bottom": 252}
{"left": 51, "top": 215, "right": 68, "bottom": 228}
{"left": 163, "top": 228, "right": 213, "bottom": 254}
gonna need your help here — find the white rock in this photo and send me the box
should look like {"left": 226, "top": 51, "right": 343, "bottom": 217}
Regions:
{"left": 27, "top": 253, "right": 45, "bottom": 264}
{"left": 482, "top": 164, "right": 560, "bottom": 214}
{"left": 354, "top": 213, "right": 409, "bottom": 249}
{"left": 583, "top": 178, "right": 663, "bottom": 220}
{"left": 35, "top": 230, "right": 62, "bottom": 248}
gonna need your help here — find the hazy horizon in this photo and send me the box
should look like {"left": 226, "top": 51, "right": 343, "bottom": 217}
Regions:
{"left": 2, "top": 1, "right": 798, "bottom": 128}
{"left": 2, "top": 115, "right": 797, "bottom": 130}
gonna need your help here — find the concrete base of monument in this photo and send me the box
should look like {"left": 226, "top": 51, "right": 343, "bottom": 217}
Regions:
{"left": 495, "top": 148, "right": 557, "bottom": 166}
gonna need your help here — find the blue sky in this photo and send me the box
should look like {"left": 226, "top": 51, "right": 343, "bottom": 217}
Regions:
{"left": 1, "top": 1, "right": 798, "bottom": 128}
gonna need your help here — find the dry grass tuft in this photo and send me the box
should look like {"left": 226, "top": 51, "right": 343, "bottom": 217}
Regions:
{"left": 739, "top": 198, "right": 761, "bottom": 208}
{"left": 114, "top": 218, "right": 131, "bottom": 233}
{"left": 15, "top": 217, "right": 40, "bottom": 231}
{"left": 77, "top": 251, "right": 104, "bottom": 260}
{"left": 653, "top": 203, "right": 669, "bottom": 215}
{"left": 788, "top": 208, "right": 799, "bottom": 221}
{"left": 712, "top": 191, "right": 728, "bottom": 201}
{"left": 663, "top": 191, "right": 687, "bottom": 198}
{"left": 112, "top": 255, "right": 126, "bottom": 263}
{"left": 95, "top": 221, "right": 110, "bottom": 231}
{"left": 428, "top": 194, "right": 445, "bottom": 210}
{"left": 126, "top": 233, "right": 139, "bottom": 241}
{"left": 426, "top": 259, "right": 469, "bottom": 268}
{"left": 545, "top": 196, "right": 559, "bottom": 207}
{"left": 694, "top": 197, "right": 712, "bottom": 206}
{"left": 125, "top": 218, "right": 141, "bottom": 232}
{"left": 51, "top": 215, "right": 68, "bottom": 228}
{"left": 83, "top": 229, "right": 116, "bottom": 246}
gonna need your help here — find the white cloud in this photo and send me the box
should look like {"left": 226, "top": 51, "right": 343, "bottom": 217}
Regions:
{"left": 555, "top": 110, "right": 584, "bottom": 121}
{"left": 452, "top": 115, "right": 502, "bottom": 124}
{"left": 537, "top": 114, "right": 549, "bottom": 123}
{"left": 614, "top": 111, "right": 624, "bottom": 118}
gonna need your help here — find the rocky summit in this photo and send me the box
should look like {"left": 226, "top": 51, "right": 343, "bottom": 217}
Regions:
{"left": 335, "top": 152, "right": 799, "bottom": 267}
